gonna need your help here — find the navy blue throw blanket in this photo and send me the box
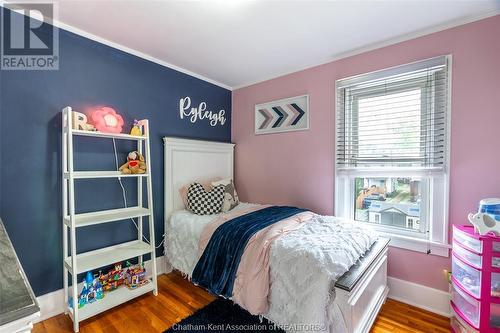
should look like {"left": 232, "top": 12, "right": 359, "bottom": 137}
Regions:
{"left": 192, "top": 206, "right": 307, "bottom": 297}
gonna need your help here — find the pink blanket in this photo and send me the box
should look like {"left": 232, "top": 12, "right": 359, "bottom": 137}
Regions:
{"left": 198, "top": 205, "right": 315, "bottom": 314}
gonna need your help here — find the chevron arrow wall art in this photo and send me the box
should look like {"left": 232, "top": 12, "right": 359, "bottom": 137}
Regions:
{"left": 255, "top": 95, "right": 309, "bottom": 134}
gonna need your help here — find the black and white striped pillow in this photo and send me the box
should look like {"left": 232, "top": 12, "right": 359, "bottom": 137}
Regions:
{"left": 187, "top": 183, "right": 225, "bottom": 215}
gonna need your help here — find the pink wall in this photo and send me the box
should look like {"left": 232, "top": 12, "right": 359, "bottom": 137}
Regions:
{"left": 232, "top": 15, "right": 500, "bottom": 291}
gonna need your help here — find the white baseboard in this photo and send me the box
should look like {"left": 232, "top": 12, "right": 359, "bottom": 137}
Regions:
{"left": 35, "top": 255, "right": 167, "bottom": 323}
{"left": 36, "top": 260, "right": 450, "bottom": 323}
{"left": 387, "top": 276, "right": 451, "bottom": 317}
{"left": 36, "top": 288, "right": 66, "bottom": 323}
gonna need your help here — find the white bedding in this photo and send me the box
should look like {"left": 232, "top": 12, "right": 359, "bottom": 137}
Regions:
{"left": 165, "top": 203, "right": 377, "bottom": 333}
{"left": 166, "top": 203, "right": 258, "bottom": 277}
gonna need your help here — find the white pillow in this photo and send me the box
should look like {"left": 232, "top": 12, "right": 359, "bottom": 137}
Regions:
{"left": 211, "top": 178, "right": 240, "bottom": 212}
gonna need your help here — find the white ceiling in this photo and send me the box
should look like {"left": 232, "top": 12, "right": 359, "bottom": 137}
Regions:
{"left": 53, "top": 0, "right": 500, "bottom": 89}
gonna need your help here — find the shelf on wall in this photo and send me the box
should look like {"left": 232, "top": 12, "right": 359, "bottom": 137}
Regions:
{"left": 64, "top": 171, "right": 150, "bottom": 179}
{"left": 64, "top": 207, "right": 151, "bottom": 228}
{"left": 68, "top": 279, "right": 155, "bottom": 322}
{"left": 64, "top": 240, "right": 152, "bottom": 274}
{"left": 71, "top": 129, "right": 146, "bottom": 141}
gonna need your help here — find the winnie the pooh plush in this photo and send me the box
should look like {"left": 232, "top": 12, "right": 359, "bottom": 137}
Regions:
{"left": 119, "top": 151, "right": 147, "bottom": 174}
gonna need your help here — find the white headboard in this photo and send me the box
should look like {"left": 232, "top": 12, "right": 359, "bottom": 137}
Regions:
{"left": 163, "top": 137, "right": 235, "bottom": 223}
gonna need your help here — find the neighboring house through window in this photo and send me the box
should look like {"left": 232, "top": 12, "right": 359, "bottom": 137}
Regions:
{"left": 335, "top": 56, "right": 451, "bottom": 256}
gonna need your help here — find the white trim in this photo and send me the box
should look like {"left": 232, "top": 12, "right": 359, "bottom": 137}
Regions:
{"left": 35, "top": 262, "right": 452, "bottom": 326}
{"left": 55, "top": 20, "right": 233, "bottom": 91}
{"left": 0, "top": 3, "right": 232, "bottom": 91}
{"left": 233, "top": 10, "right": 500, "bottom": 90}
{"left": 34, "top": 255, "right": 167, "bottom": 323}
{"left": 35, "top": 288, "right": 65, "bottom": 324}
{"left": 379, "top": 232, "right": 450, "bottom": 257}
{"left": 335, "top": 172, "right": 451, "bottom": 257}
{"left": 334, "top": 55, "right": 452, "bottom": 257}
{"left": 3, "top": 3, "right": 496, "bottom": 91}
{"left": 163, "top": 137, "right": 235, "bottom": 149}
{"left": 336, "top": 55, "right": 447, "bottom": 88}
{"left": 387, "top": 276, "right": 451, "bottom": 317}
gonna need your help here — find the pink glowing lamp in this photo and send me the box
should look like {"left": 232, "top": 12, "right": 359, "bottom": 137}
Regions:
{"left": 90, "top": 107, "right": 124, "bottom": 133}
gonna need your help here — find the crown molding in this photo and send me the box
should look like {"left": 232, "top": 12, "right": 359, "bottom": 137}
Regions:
{"left": 3, "top": 3, "right": 498, "bottom": 92}
{"left": 0, "top": 3, "right": 232, "bottom": 91}
{"left": 55, "top": 20, "right": 233, "bottom": 91}
{"left": 232, "top": 10, "right": 500, "bottom": 90}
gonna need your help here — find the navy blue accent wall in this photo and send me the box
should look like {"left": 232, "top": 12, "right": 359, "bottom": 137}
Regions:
{"left": 0, "top": 10, "right": 231, "bottom": 296}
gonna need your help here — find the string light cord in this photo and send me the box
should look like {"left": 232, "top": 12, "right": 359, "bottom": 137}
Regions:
{"left": 112, "top": 139, "right": 165, "bottom": 250}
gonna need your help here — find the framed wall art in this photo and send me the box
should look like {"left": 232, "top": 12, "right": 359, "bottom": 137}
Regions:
{"left": 254, "top": 94, "right": 309, "bottom": 135}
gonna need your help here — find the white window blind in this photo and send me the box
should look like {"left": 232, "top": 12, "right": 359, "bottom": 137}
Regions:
{"left": 336, "top": 56, "right": 449, "bottom": 170}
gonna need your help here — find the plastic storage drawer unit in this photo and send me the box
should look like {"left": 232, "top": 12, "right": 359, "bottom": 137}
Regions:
{"left": 452, "top": 224, "right": 500, "bottom": 333}
{"left": 454, "top": 225, "right": 483, "bottom": 253}
{"left": 451, "top": 303, "right": 479, "bottom": 333}
{"left": 453, "top": 254, "right": 481, "bottom": 298}
{"left": 454, "top": 241, "right": 482, "bottom": 268}
{"left": 451, "top": 280, "right": 480, "bottom": 328}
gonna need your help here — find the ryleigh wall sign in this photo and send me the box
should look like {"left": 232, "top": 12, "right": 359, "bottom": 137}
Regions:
{"left": 179, "top": 96, "right": 227, "bottom": 127}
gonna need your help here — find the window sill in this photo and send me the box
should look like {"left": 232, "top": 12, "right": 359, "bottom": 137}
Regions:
{"left": 377, "top": 232, "right": 450, "bottom": 257}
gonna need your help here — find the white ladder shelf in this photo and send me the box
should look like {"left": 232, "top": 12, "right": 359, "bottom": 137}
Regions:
{"left": 62, "top": 107, "right": 158, "bottom": 332}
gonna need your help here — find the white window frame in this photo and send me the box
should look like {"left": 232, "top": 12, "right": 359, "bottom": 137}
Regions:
{"left": 334, "top": 56, "right": 452, "bottom": 257}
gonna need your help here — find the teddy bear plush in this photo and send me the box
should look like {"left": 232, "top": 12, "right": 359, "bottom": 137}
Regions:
{"left": 119, "top": 151, "right": 147, "bottom": 174}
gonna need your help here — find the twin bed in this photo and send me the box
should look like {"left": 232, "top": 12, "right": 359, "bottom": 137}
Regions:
{"left": 163, "top": 137, "right": 389, "bottom": 333}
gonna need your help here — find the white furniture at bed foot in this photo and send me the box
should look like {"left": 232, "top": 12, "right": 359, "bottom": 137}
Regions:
{"left": 334, "top": 239, "right": 389, "bottom": 333}
{"left": 0, "top": 313, "right": 39, "bottom": 333}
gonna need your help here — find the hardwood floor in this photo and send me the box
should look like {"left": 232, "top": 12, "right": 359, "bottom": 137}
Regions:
{"left": 371, "top": 299, "right": 450, "bottom": 333}
{"left": 33, "top": 272, "right": 450, "bottom": 333}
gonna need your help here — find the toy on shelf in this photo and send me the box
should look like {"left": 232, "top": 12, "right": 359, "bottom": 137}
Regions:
{"left": 90, "top": 107, "right": 124, "bottom": 133}
{"left": 72, "top": 111, "right": 96, "bottom": 131}
{"left": 130, "top": 119, "right": 143, "bottom": 136}
{"left": 125, "top": 262, "right": 149, "bottom": 290}
{"left": 69, "top": 271, "right": 104, "bottom": 309}
{"left": 98, "top": 262, "right": 125, "bottom": 292}
{"left": 119, "top": 151, "right": 147, "bottom": 174}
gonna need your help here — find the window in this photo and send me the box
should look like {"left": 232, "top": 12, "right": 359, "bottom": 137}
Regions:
{"left": 406, "top": 217, "right": 420, "bottom": 230}
{"left": 356, "top": 177, "right": 422, "bottom": 232}
{"left": 335, "top": 56, "right": 451, "bottom": 256}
